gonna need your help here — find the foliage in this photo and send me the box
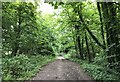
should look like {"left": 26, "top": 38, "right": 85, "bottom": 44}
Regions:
{"left": 50, "top": 1, "right": 120, "bottom": 80}
{"left": 2, "top": 1, "right": 120, "bottom": 80}
{"left": 2, "top": 2, "right": 56, "bottom": 80}
{"left": 2, "top": 2, "right": 55, "bottom": 57}
{"left": 2, "top": 54, "right": 55, "bottom": 80}
{"left": 68, "top": 57, "right": 120, "bottom": 80}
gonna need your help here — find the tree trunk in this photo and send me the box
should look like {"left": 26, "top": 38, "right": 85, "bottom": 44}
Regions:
{"left": 81, "top": 36, "right": 85, "bottom": 59}
{"left": 90, "top": 36, "right": 95, "bottom": 60}
{"left": 72, "top": 28, "right": 79, "bottom": 56}
{"left": 77, "top": 35, "right": 83, "bottom": 59}
{"left": 107, "top": 2, "right": 120, "bottom": 64}
{"left": 101, "top": 2, "right": 118, "bottom": 68}
{"left": 85, "top": 31, "right": 91, "bottom": 63}
{"left": 97, "top": 2, "right": 106, "bottom": 46}
{"left": 77, "top": 7, "right": 106, "bottom": 50}
{"left": 75, "top": 25, "right": 83, "bottom": 59}
{"left": 11, "top": 8, "right": 21, "bottom": 56}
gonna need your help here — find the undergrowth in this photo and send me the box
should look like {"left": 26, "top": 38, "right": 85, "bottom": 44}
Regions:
{"left": 2, "top": 54, "right": 56, "bottom": 80}
{"left": 64, "top": 54, "right": 120, "bottom": 80}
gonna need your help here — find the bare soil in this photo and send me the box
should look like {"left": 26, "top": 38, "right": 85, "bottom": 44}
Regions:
{"left": 32, "top": 56, "right": 93, "bottom": 80}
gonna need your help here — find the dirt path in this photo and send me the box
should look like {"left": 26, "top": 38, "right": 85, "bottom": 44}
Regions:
{"left": 32, "top": 56, "right": 93, "bottom": 80}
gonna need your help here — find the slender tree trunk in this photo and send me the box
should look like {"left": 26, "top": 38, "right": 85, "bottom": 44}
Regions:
{"left": 107, "top": 2, "right": 120, "bottom": 63}
{"left": 72, "top": 28, "right": 79, "bottom": 56}
{"left": 77, "top": 6, "right": 106, "bottom": 50}
{"left": 90, "top": 36, "right": 95, "bottom": 60}
{"left": 114, "top": 3, "right": 120, "bottom": 63}
{"left": 75, "top": 27, "right": 79, "bottom": 57}
{"left": 11, "top": 8, "right": 21, "bottom": 56}
{"left": 77, "top": 35, "right": 83, "bottom": 59}
{"left": 75, "top": 25, "right": 83, "bottom": 59}
{"left": 85, "top": 31, "right": 91, "bottom": 63}
{"left": 101, "top": 2, "right": 118, "bottom": 68}
{"left": 81, "top": 36, "right": 85, "bottom": 59}
{"left": 97, "top": 2, "right": 106, "bottom": 46}
{"left": 77, "top": 35, "right": 81, "bottom": 58}
{"left": 101, "top": 2, "right": 111, "bottom": 64}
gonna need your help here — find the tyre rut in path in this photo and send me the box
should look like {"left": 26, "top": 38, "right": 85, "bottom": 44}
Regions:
{"left": 32, "top": 57, "right": 93, "bottom": 80}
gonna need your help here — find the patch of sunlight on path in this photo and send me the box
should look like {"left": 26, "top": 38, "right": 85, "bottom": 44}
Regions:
{"left": 57, "top": 56, "right": 65, "bottom": 60}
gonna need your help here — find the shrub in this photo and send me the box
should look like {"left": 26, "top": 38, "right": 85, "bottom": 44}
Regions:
{"left": 2, "top": 54, "right": 55, "bottom": 80}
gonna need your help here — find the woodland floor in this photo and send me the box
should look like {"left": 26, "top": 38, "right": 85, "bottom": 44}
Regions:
{"left": 32, "top": 56, "right": 93, "bottom": 80}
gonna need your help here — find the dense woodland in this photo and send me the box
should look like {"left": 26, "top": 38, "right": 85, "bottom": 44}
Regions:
{"left": 1, "top": 1, "right": 120, "bottom": 80}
